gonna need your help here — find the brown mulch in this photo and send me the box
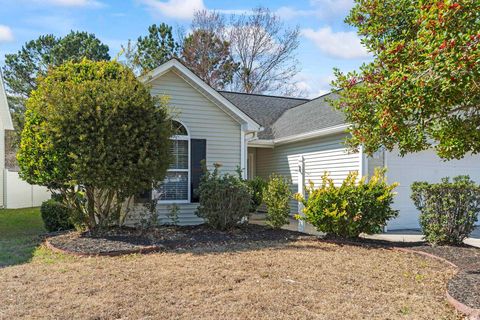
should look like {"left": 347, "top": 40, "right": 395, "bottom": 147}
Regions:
{"left": 0, "top": 237, "right": 460, "bottom": 320}
{"left": 47, "top": 224, "right": 312, "bottom": 255}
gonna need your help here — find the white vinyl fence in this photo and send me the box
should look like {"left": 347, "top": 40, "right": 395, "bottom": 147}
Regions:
{"left": 4, "top": 169, "right": 51, "bottom": 208}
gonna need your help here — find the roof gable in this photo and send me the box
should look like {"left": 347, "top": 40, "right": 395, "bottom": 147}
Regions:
{"left": 140, "top": 59, "right": 261, "bottom": 132}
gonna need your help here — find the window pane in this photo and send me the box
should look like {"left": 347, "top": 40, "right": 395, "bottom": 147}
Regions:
{"left": 172, "top": 121, "right": 188, "bottom": 136}
{"left": 156, "top": 171, "right": 188, "bottom": 201}
{"left": 170, "top": 140, "right": 188, "bottom": 170}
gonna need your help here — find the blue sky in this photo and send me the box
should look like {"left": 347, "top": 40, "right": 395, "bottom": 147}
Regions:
{"left": 0, "top": 0, "right": 371, "bottom": 98}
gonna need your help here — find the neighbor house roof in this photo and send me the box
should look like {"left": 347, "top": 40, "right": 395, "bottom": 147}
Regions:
{"left": 218, "top": 91, "right": 308, "bottom": 139}
{"left": 0, "top": 70, "right": 14, "bottom": 130}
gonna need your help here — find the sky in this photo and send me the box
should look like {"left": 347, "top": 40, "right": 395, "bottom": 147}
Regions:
{"left": 0, "top": 0, "right": 372, "bottom": 98}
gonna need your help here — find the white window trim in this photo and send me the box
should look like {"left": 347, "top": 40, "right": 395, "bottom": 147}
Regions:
{"left": 158, "top": 120, "right": 191, "bottom": 204}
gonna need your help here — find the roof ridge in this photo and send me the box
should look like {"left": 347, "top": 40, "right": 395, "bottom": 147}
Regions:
{"left": 218, "top": 90, "right": 310, "bottom": 101}
{"left": 280, "top": 89, "right": 338, "bottom": 112}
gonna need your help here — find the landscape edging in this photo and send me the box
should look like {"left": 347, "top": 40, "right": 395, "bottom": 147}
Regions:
{"left": 392, "top": 247, "right": 480, "bottom": 320}
{"left": 319, "top": 238, "right": 480, "bottom": 319}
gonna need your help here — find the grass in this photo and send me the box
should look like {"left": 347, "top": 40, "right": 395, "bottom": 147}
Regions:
{"left": 0, "top": 207, "right": 46, "bottom": 267}
{"left": 0, "top": 238, "right": 461, "bottom": 319}
{"left": 0, "top": 210, "right": 461, "bottom": 319}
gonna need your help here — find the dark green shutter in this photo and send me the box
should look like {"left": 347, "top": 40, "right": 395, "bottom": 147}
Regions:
{"left": 190, "top": 139, "right": 206, "bottom": 203}
{"left": 135, "top": 189, "right": 152, "bottom": 203}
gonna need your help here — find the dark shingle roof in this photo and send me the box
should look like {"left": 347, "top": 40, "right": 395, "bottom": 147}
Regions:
{"left": 218, "top": 90, "right": 345, "bottom": 140}
{"left": 219, "top": 91, "right": 309, "bottom": 139}
{"left": 271, "top": 92, "right": 345, "bottom": 139}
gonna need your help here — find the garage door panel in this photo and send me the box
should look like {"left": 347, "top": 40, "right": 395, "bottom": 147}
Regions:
{"left": 386, "top": 149, "right": 480, "bottom": 230}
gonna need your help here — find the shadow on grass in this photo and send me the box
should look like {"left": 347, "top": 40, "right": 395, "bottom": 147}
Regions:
{"left": 0, "top": 208, "right": 46, "bottom": 268}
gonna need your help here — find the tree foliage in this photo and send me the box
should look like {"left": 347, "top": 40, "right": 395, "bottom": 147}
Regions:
{"left": 182, "top": 29, "right": 238, "bottom": 89}
{"left": 332, "top": 0, "right": 480, "bottom": 160}
{"left": 2, "top": 31, "right": 110, "bottom": 128}
{"left": 133, "top": 23, "right": 180, "bottom": 74}
{"left": 18, "top": 60, "right": 173, "bottom": 230}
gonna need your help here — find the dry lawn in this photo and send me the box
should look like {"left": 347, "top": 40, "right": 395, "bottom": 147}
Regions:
{"left": 0, "top": 240, "right": 461, "bottom": 320}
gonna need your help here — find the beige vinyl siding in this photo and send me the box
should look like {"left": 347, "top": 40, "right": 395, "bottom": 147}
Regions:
{"left": 255, "top": 133, "right": 361, "bottom": 215}
{"left": 127, "top": 70, "right": 242, "bottom": 226}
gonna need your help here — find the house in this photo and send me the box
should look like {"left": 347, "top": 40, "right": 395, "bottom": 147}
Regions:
{"left": 0, "top": 70, "right": 15, "bottom": 208}
{"left": 0, "top": 71, "right": 51, "bottom": 208}
{"left": 128, "top": 59, "right": 480, "bottom": 230}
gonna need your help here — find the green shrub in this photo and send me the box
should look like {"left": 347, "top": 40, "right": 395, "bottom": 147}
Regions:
{"left": 196, "top": 163, "right": 252, "bottom": 230}
{"left": 295, "top": 168, "right": 398, "bottom": 238}
{"left": 263, "top": 174, "right": 292, "bottom": 229}
{"left": 40, "top": 199, "right": 74, "bottom": 232}
{"left": 246, "top": 176, "right": 268, "bottom": 212}
{"left": 411, "top": 175, "right": 480, "bottom": 245}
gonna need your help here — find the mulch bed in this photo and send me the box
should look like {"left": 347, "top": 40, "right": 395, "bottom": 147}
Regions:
{"left": 412, "top": 244, "right": 480, "bottom": 316}
{"left": 46, "top": 224, "right": 312, "bottom": 256}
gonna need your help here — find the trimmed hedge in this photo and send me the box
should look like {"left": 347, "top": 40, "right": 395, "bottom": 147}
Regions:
{"left": 411, "top": 175, "right": 480, "bottom": 245}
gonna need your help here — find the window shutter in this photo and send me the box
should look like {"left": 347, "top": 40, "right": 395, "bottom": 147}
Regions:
{"left": 135, "top": 189, "right": 152, "bottom": 204}
{"left": 190, "top": 139, "right": 206, "bottom": 203}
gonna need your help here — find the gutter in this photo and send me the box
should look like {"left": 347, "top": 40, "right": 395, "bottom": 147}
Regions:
{"left": 248, "top": 124, "right": 350, "bottom": 148}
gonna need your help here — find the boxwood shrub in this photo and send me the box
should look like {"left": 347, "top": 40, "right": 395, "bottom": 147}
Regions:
{"left": 295, "top": 168, "right": 398, "bottom": 238}
{"left": 40, "top": 199, "right": 74, "bottom": 232}
{"left": 196, "top": 163, "right": 251, "bottom": 230}
{"left": 246, "top": 176, "right": 267, "bottom": 213}
{"left": 411, "top": 175, "right": 480, "bottom": 245}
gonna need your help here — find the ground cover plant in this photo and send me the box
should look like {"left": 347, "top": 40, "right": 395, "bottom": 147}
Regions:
{"left": 412, "top": 175, "right": 480, "bottom": 245}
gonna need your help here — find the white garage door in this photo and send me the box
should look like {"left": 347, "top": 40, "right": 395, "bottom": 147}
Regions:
{"left": 385, "top": 149, "right": 480, "bottom": 230}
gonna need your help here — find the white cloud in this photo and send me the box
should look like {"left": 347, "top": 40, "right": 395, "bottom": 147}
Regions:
{"left": 276, "top": 0, "right": 354, "bottom": 20}
{"left": 38, "top": 0, "right": 104, "bottom": 7}
{"left": 0, "top": 25, "right": 14, "bottom": 42}
{"left": 294, "top": 72, "right": 335, "bottom": 99}
{"left": 139, "top": 0, "right": 205, "bottom": 20}
{"left": 309, "top": 0, "right": 354, "bottom": 13}
{"left": 302, "top": 27, "right": 370, "bottom": 59}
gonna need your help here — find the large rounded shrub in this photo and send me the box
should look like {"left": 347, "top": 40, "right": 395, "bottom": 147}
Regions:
{"left": 411, "top": 175, "right": 480, "bottom": 245}
{"left": 295, "top": 168, "right": 398, "bottom": 238}
{"left": 17, "top": 60, "right": 173, "bottom": 230}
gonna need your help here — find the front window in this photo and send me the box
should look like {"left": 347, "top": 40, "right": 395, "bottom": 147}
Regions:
{"left": 156, "top": 121, "right": 190, "bottom": 202}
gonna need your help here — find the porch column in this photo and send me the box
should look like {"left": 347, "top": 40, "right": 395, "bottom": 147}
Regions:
{"left": 297, "top": 155, "right": 305, "bottom": 232}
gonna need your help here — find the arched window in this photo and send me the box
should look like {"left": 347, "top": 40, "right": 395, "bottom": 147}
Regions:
{"left": 157, "top": 120, "right": 190, "bottom": 202}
